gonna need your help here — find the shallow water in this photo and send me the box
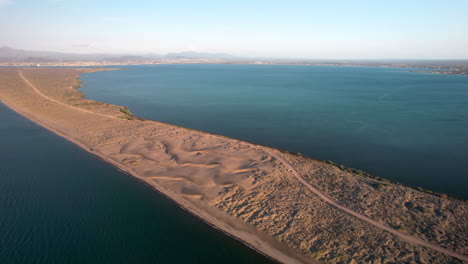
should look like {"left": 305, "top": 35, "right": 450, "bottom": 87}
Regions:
{"left": 81, "top": 65, "right": 468, "bottom": 198}
{"left": 0, "top": 102, "right": 276, "bottom": 263}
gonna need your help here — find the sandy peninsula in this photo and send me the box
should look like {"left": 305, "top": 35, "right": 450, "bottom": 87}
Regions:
{"left": 0, "top": 68, "right": 466, "bottom": 264}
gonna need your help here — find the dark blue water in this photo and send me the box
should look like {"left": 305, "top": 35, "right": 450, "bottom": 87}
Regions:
{"left": 0, "top": 102, "right": 276, "bottom": 263}
{"left": 81, "top": 64, "right": 468, "bottom": 198}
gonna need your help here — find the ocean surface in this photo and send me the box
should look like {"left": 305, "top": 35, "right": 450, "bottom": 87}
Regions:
{"left": 0, "top": 102, "right": 275, "bottom": 263}
{"left": 80, "top": 64, "right": 468, "bottom": 198}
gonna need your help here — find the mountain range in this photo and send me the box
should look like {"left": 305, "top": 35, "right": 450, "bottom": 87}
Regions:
{"left": 0, "top": 46, "right": 234, "bottom": 63}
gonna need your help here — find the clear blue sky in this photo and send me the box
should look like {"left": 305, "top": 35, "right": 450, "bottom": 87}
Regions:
{"left": 1, "top": 0, "right": 467, "bottom": 59}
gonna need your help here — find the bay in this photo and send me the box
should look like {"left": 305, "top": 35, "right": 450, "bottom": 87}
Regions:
{"left": 81, "top": 64, "right": 468, "bottom": 198}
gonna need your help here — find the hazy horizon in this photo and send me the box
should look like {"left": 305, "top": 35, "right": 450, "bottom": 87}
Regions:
{"left": 1, "top": 0, "right": 467, "bottom": 60}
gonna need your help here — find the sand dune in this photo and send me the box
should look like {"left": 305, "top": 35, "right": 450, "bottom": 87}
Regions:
{"left": 0, "top": 67, "right": 466, "bottom": 264}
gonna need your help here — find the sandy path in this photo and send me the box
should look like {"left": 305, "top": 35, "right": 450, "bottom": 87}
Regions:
{"left": 266, "top": 150, "right": 468, "bottom": 262}
{"left": 18, "top": 71, "right": 117, "bottom": 119}
{"left": 17, "top": 70, "right": 468, "bottom": 262}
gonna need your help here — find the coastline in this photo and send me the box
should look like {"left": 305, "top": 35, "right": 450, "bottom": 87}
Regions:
{"left": 2, "top": 62, "right": 468, "bottom": 76}
{"left": 0, "top": 68, "right": 313, "bottom": 264}
{"left": 0, "top": 98, "right": 291, "bottom": 264}
{"left": 0, "top": 67, "right": 466, "bottom": 263}
{"left": 409, "top": 70, "right": 468, "bottom": 75}
{"left": 0, "top": 77, "right": 308, "bottom": 264}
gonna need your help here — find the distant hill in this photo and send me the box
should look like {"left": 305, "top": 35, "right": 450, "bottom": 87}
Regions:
{"left": 165, "top": 51, "right": 234, "bottom": 59}
{"left": 0, "top": 46, "right": 234, "bottom": 63}
{"left": 0, "top": 46, "right": 106, "bottom": 62}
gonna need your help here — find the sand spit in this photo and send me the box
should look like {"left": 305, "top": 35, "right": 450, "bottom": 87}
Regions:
{"left": 0, "top": 68, "right": 466, "bottom": 264}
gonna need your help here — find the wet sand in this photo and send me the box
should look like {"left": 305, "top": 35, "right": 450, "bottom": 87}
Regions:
{"left": 0, "top": 67, "right": 466, "bottom": 263}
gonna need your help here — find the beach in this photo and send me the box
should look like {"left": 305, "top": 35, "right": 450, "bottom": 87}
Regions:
{"left": 0, "top": 67, "right": 466, "bottom": 263}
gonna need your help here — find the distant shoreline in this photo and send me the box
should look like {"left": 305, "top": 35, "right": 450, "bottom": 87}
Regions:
{"left": 1, "top": 61, "right": 468, "bottom": 76}
{"left": 409, "top": 70, "right": 468, "bottom": 75}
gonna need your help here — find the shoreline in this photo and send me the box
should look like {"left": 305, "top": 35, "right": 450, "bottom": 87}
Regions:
{"left": 0, "top": 69, "right": 313, "bottom": 264}
{"left": 1, "top": 67, "right": 466, "bottom": 263}
{"left": 0, "top": 89, "right": 307, "bottom": 264}
{"left": 0, "top": 98, "right": 286, "bottom": 264}
{"left": 2, "top": 63, "right": 468, "bottom": 76}
{"left": 74, "top": 67, "right": 466, "bottom": 201}
{"left": 409, "top": 70, "right": 468, "bottom": 75}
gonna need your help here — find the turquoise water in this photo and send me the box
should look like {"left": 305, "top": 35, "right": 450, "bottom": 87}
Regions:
{"left": 0, "top": 102, "right": 276, "bottom": 263}
{"left": 81, "top": 65, "right": 468, "bottom": 198}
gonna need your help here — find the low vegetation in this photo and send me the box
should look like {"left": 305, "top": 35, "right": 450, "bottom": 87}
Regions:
{"left": 323, "top": 160, "right": 388, "bottom": 182}
{"left": 118, "top": 107, "right": 136, "bottom": 120}
{"left": 72, "top": 79, "right": 83, "bottom": 89}
{"left": 374, "top": 183, "right": 389, "bottom": 190}
{"left": 120, "top": 107, "right": 132, "bottom": 116}
{"left": 322, "top": 160, "right": 461, "bottom": 200}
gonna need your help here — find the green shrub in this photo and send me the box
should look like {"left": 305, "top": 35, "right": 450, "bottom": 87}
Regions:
{"left": 375, "top": 183, "right": 388, "bottom": 190}
{"left": 120, "top": 107, "right": 133, "bottom": 116}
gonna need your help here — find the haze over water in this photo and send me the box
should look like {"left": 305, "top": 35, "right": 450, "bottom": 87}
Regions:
{"left": 81, "top": 65, "right": 468, "bottom": 198}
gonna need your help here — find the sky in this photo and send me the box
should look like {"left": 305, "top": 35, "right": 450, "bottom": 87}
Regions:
{"left": 1, "top": 0, "right": 467, "bottom": 59}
